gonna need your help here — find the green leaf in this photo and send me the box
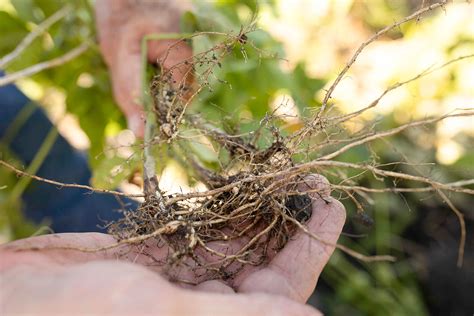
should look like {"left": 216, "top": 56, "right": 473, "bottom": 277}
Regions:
{"left": 33, "top": 0, "right": 63, "bottom": 17}
{"left": 91, "top": 154, "right": 141, "bottom": 190}
{"left": 180, "top": 11, "right": 199, "bottom": 34}
{"left": 0, "top": 11, "right": 28, "bottom": 56}
{"left": 289, "top": 63, "right": 325, "bottom": 113}
{"left": 11, "top": 0, "right": 41, "bottom": 22}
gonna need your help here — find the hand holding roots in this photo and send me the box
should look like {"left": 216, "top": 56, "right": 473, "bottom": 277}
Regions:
{"left": 73, "top": 5, "right": 474, "bottom": 276}
{"left": 4, "top": 1, "right": 471, "bottom": 278}
{"left": 111, "top": 67, "right": 326, "bottom": 280}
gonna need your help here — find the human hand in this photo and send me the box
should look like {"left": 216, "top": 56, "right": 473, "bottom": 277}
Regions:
{"left": 0, "top": 175, "right": 345, "bottom": 315}
{"left": 0, "top": 250, "right": 320, "bottom": 315}
{"left": 95, "top": 0, "right": 193, "bottom": 137}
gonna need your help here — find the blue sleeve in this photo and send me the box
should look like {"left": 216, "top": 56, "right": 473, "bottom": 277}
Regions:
{"left": 0, "top": 72, "right": 138, "bottom": 233}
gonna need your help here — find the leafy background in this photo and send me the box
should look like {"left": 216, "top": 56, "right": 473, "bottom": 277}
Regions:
{"left": 0, "top": 0, "right": 473, "bottom": 315}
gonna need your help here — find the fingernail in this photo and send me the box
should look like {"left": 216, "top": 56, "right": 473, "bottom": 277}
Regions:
{"left": 301, "top": 174, "right": 331, "bottom": 199}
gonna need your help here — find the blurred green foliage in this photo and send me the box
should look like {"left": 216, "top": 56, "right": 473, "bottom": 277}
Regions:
{"left": 187, "top": 6, "right": 325, "bottom": 121}
{"left": 1, "top": 0, "right": 472, "bottom": 315}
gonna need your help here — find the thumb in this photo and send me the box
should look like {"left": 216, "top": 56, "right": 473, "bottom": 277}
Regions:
{"left": 237, "top": 174, "right": 346, "bottom": 302}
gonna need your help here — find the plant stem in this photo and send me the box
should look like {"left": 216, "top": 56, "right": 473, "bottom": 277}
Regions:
{"left": 140, "top": 32, "right": 191, "bottom": 207}
{"left": 0, "top": 42, "right": 90, "bottom": 87}
{"left": 0, "top": 4, "right": 73, "bottom": 69}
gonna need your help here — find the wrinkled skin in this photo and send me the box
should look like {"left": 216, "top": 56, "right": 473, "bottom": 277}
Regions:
{"left": 0, "top": 175, "right": 345, "bottom": 315}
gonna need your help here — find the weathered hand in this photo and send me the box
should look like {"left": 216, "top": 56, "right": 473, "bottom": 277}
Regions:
{"left": 95, "top": 0, "right": 192, "bottom": 137}
{"left": 0, "top": 175, "right": 345, "bottom": 315}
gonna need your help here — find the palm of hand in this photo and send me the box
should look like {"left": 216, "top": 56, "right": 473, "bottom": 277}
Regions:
{"left": 1, "top": 175, "right": 344, "bottom": 315}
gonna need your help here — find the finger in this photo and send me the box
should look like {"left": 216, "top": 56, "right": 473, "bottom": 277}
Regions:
{"left": 110, "top": 37, "right": 193, "bottom": 138}
{"left": 187, "top": 291, "right": 322, "bottom": 316}
{"left": 110, "top": 33, "right": 145, "bottom": 137}
{"left": 236, "top": 174, "right": 346, "bottom": 302}
{"left": 147, "top": 39, "right": 193, "bottom": 86}
{"left": 0, "top": 233, "right": 116, "bottom": 270}
{"left": 0, "top": 233, "right": 168, "bottom": 271}
{"left": 96, "top": 11, "right": 145, "bottom": 137}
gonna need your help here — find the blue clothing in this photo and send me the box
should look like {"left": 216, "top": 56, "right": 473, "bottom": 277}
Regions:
{"left": 0, "top": 74, "right": 137, "bottom": 232}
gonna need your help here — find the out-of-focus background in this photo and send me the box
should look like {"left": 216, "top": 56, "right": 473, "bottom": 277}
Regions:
{"left": 1, "top": 0, "right": 473, "bottom": 315}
